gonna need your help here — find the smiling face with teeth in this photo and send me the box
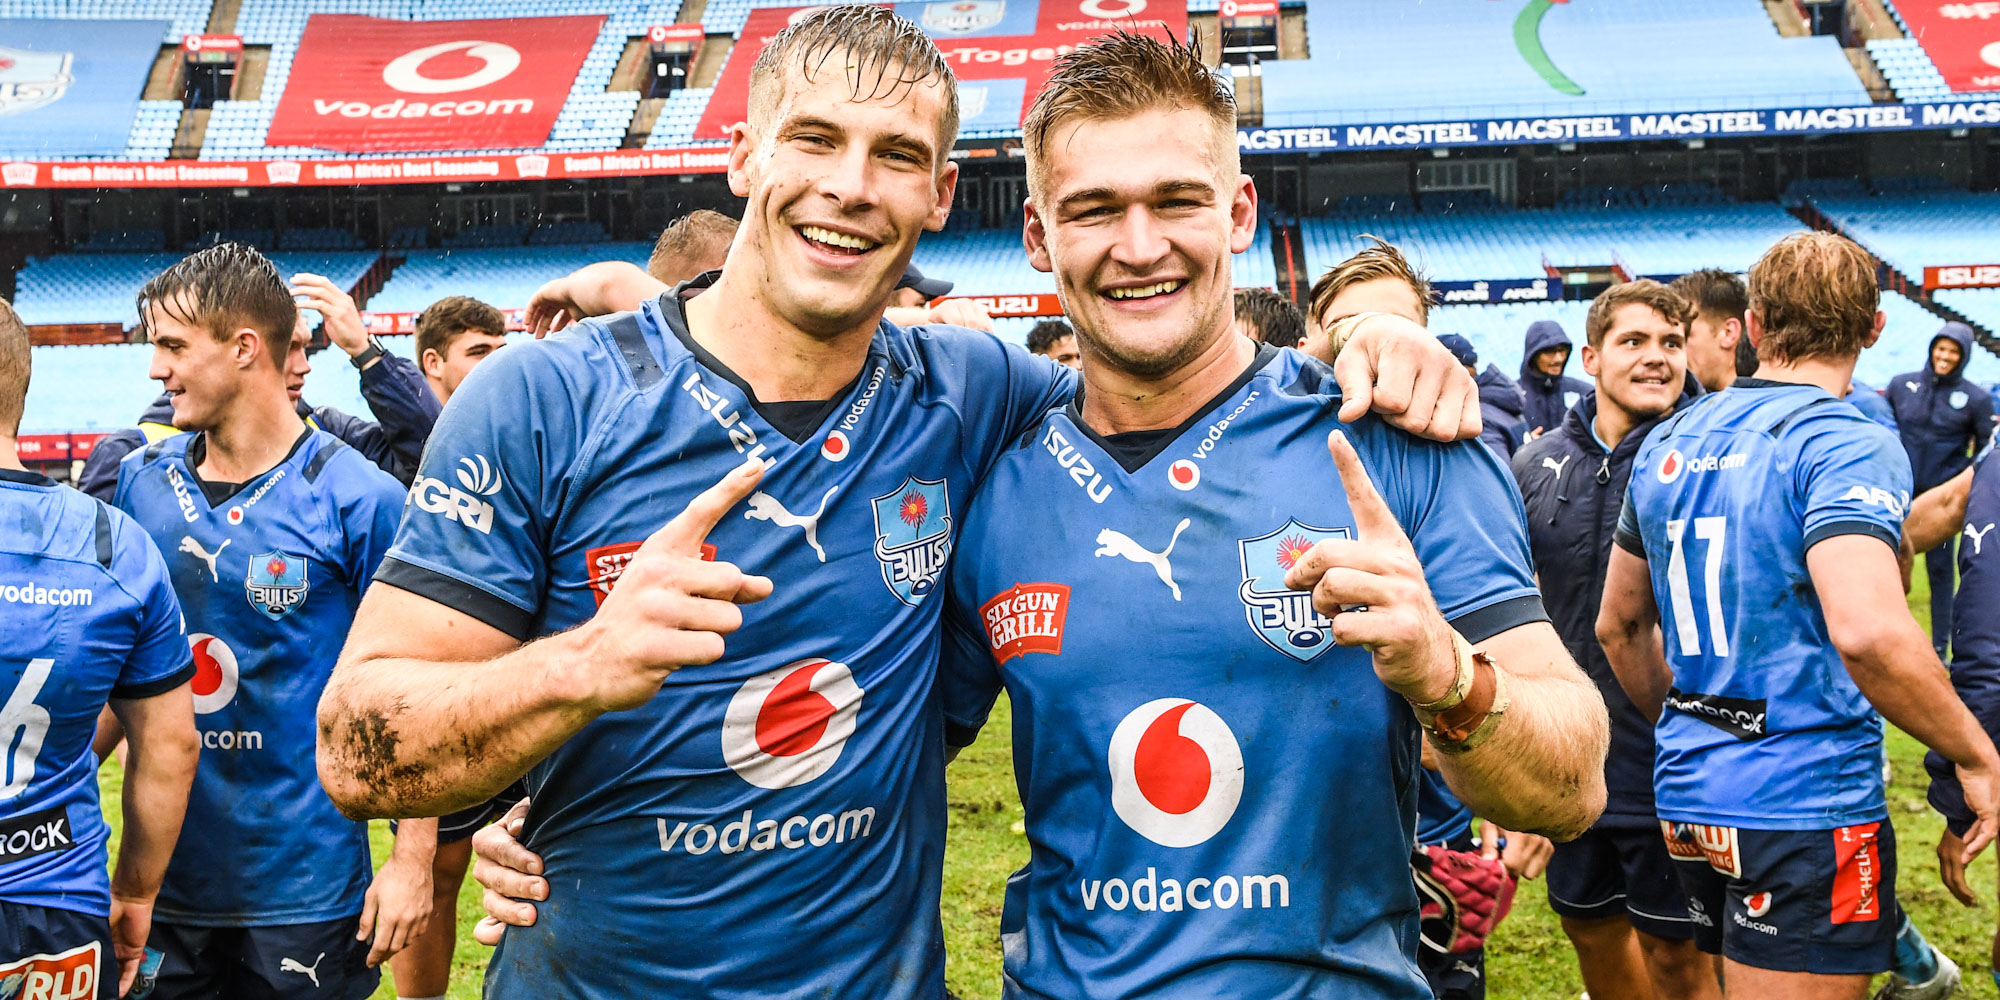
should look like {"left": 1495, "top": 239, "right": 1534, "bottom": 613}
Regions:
{"left": 1581, "top": 300, "right": 1688, "bottom": 427}
{"left": 1024, "top": 107, "right": 1256, "bottom": 379}
{"left": 724, "top": 55, "right": 959, "bottom": 342}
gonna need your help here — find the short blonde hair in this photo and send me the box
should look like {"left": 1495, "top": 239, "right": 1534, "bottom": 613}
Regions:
{"left": 747, "top": 6, "right": 959, "bottom": 160}
{"left": 1746, "top": 232, "right": 1879, "bottom": 366}
{"left": 1308, "top": 236, "right": 1433, "bottom": 326}
{"left": 1022, "top": 31, "right": 1237, "bottom": 202}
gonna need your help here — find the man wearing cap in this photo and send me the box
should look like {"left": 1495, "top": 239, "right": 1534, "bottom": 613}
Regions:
{"left": 1439, "top": 334, "right": 1526, "bottom": 460}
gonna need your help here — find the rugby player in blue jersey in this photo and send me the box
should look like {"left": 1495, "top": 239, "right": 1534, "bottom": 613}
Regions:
{"left": 315, "top": 9, "right": 1484, "bottom": 998}
{"left": 1599, "top": 231, "right": 2000, "bottom": 1000}
{"left": 115, "top": 244, "right": 435, "bottom": 999}
{"left": 0, "top": 296, "right": 199, "bottom": 1000}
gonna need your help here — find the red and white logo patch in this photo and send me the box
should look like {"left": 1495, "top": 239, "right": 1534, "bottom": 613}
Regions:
{"left": 0, "top": 941, "right": 100, "bottom": 1000}
{"left": 188, "top": 634, "right": 239, "bottom": 715}
{"left": 1108, "top": 698, "right": 1244, "bottom": 848}
{"left": 1657, "top": 449, "right": 1685, "bottom": 484}
{"left": 586, "top": 539, "right": 714, "bottom": 606}
{"left": 821, "top": 430, "right": 851, "bottom": 463}
{"left": 979, "top": 582, "right": 1070, "bottom": 665}
{"left": 1743, "top": 891, "right": 1773, "bottom": 918}
{"left": 721, "top": 659, "right": 863, "bottom": 789}
{"left": 226, "top": 505, "right": 244, "bottom": 525}
{"left": 1831, "top": 822, "right": 1882, "bottom": 924}
{"left": 1661, "top": 821, "right": 1741, "bottom": 877}
{"left": 1167, "top": 460, "right": 1200, "bottom": 492}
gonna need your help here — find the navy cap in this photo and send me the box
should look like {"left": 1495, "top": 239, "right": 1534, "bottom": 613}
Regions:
{"left": 896, "top": 264, "right": 953, "bottom": 299}
{"left": 1437, "top": 334, "right": 1477, "bottom": 367}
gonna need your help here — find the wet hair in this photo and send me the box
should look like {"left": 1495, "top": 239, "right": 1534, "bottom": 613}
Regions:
{"left": 1308, "top": 235, "right": 1434, "bottom": 327}
{"left": 1233, "top": 288, "right": 1307, "bottom": 347}
{"left": 415, "top": 296, "right": 506, "bottom": 366}
{"left": 0, "top": 297, "right": 27, "bottom": 436}
{"left": 1585, "top": 280, "right": 1694, "bottom": 348}
{"left": 1746, "top": 232, "right": 1880, "bottom": 367}
{"left": 1022, "top": 30, "right": 1236, "bottom": 202}
{"left": 136, "top": 243, "right": 296, "bottom": 371}
{"left": 1027, "top": 319, "right": 1075, "bottom": 355}
{"left": 1669, "top": 268, "right": 1749, "bottom": 331}
{"left": 748, "top": 5, "right": 959, "bottom": 160}
{"left": 649, "top": 209, "right": 739, "bottom": 285}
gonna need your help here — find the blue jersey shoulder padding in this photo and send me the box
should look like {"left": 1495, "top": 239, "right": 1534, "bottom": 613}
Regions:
{"left": 114, "top": 428, "right": 404, "bottom": 926}
{"left": 379, "top": 292, "right": 1072, "bottom": 998}
{"left": 941, "top": 345, "right": 1543, "bottom": 999}
{"left": 1619, "top": 380, "right": 1912, "bottom": 830}
{"left": 0, "top": 469, "right": 191, "bottom": 917}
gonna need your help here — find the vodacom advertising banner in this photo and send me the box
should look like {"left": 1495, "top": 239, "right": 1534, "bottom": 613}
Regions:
{"left": 268, "top": 14, "right": 606, "bottom": 152}
{"left": 697, "top": 0, "right": 1187, "bottom": 139}
{"left": 1897, "top": 2, "right": 2000, "bottom": 92}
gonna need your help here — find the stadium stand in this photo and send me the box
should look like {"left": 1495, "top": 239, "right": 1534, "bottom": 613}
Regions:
{"left": 1865, "top": 38, "right": 1956, "bottom": 103}
{"left": 1259, "top": 0, "right": 1867, "bottom": 127}
{"left": 10, "top": 250, "right": 381, "bottom": 326}
{"left": 1804, "top": 184, "right": 2000, "bottom": 281}
{"left": 1938, "top": 289, "right": 2000, "bottom": 335}
{"left": 362, "top": 242, "right": 651, "bottom": 313}
{"left": 643, "top": 88, "right": 721, "bottom": 148}
{"left": 1300, "top": 194, "right": 1807, "bottom": 285}
{"left": 21, "top": 343, "right": 161, "bottom": 434}
{"left": 0, "top": 0, "right": 212, "bottom": 43}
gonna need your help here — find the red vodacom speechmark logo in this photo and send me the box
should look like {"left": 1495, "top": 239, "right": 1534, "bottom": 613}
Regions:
{"left": 822, "top": 430, "right": 851, "bottom": 463}
{"left": 1657, "top": 449, "right": 1684, "bottom": 484}
{"left": 1168, "top": 460, "right": 1199, "bottom": 492}
{"left": 188, "top": 634, "right": 239, "bottom": 715}
{"left": 1108, "top": 698, "right": 1244, "bottom": 847}
{"left": 1744, "top": 891, "right": 1772, "bottom": 918}
{"left": 721, "top": 659, "right": 863, "bottom": 789}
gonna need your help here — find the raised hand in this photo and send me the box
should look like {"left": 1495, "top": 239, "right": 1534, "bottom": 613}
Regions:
{"left": 291, "top": 272, "right": 370, "bottom": 357}
{"left": 566, "top": 459, "right": 775, "bottom": 713}
{"left": 1335, "top": 315, "right": 1482, "bottom": 443}
{"left": 1281, "top": 430, "right": 1458, "bottom": 703}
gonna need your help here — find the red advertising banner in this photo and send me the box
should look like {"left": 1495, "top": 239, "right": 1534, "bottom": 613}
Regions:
{"left": 1219, "top": 0, "right": 1279, "bottom": 17}
{"left": 0, "top": 147, "right": 731, "bottom": 188}
{"left": 268, "top": 14, "right": 606, "bottom": 152}
{"left": 933, "top": 293, "right": 1063, "bottom": 317}
{"left": 1927, "top": 263, "right": 2000, "bottom": 288}
{"left": 697, "top": 0, "right": 1188, "bottom": 140}
{"left": 362, "top": 309, "right": 531, "bottom": 335}
{"left": 182, "top": 34, "right": 243, "bottom": 54}
{"left": 1897, "top": 2, "right": 2000, "bottom": 92}
{"left": 648, "top": 24, "right": 705, "bottom": 44}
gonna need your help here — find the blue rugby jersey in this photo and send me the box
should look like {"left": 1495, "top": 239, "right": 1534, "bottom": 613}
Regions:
{"left": 1617, "top": 379, "right": 1913, "bottom": 829}
{"left": 941, "top": 345, "right": 1546, "bottom": 1000}
{"left": 115, "top": 429, "right": 404, "bottom": 924}
{"left": 375, "top": 286, "right": 1071, "bottom": 998}
{"left": 0, "top": 469, "right": 191, "bottom": 916}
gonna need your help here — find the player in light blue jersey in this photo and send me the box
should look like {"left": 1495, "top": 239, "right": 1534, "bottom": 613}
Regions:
{"left": 1600, "top": 232, "right": 2000, "bottom": 1000}
{"left": 113, "top": 245, "right": 436, "bottom": 1000}
{"left": 316, "top": 10, "right": 1485, "bottom": 999}
{"left": 0, "top": 296, "right": 198, "bottom": 1000}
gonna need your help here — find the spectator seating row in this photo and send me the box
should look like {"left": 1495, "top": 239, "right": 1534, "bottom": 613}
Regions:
{"left": 0, "top": 0, "right": 211, "bottom": 42}
{"left": 11, "top": 249, "right": 380, "bottom": 326}
{"left": 362, "top": 242, "right": 652, "bottom": 313}
{"left": 644, "top": 88, "right": 724, "bottom": 148}
{"left": 1866, "top": 38, "right": 1957, "bottom": 103}
{"left": 1806, "top": 188, "right": 2000, "bottom": 281}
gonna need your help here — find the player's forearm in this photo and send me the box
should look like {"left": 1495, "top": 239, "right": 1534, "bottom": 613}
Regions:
{"left": 1905, "top": 468, "right": 1972, "bottom": 554}
{"left": 1599, "top": 627, "right": 1670, "bottom": 723}
{"left": 317, "top": 633, "right": 602, "bottom": 818}
{"left": 573, "top": 262, "right": 666, "bottom": 318}
{"left": 389, "top": 817, "right": 439, "bottom": 867}
{"left": 1844, "top": 627, "right": 2000, "bottom": 772}
{"left": 1434, "top": 626, "right": 1608, "bottom": 841}
{"left": 112, "top": 732, "right": 197, "bottom": 901}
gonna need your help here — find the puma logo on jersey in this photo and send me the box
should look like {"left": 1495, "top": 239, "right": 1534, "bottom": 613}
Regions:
{"left": 1541, "top": 455, "right": 1571, "bottom": 482}
{"left": 178, "top": 537, "right": 230, "bottom": 582}
{"left": 279, "top": 952, "right": 324, "bottom": 987}
{"left": 745, "top": 486, "right": 837, "bottom": 562}
{"left": 1095, "top": 519, "right": 1192, "bottom": 601}
{"left": 1968, "top": 522, "right": 1996, "bottom": 555}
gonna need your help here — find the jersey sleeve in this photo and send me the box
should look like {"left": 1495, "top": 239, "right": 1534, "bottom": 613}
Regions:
{"left": 939, "top": 579, "right": 1004, "bottom": 750}
{"left": 357, "top": 353, "right": 442, "bottom": 483}
{"left": 108, "top": 512, "right": 195, "bottom": 700}
{"left": 374, "top": 334, "right": 593, "bottom": 640}
{"left": 1614, "top": 492, "right": 1645, "bottom": 557}
{"left": 339, "top": 456, "right": 412, "bottom": 594}
{"left": 1796, "top": 416, "right": 1914, "bottom": 553}
{"left": 1372, "top": 423, "right": 1547, "bottom": 643}
{"left": 923, "top": 327, "right": 1075, "bottom": 484}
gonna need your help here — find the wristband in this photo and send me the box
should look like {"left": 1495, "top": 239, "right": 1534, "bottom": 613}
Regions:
{"left": 351, "top": 335, "right": 386, "bottom": 370}
{"left": 1413, "top": 633, "right": 1510, "bottom": 754}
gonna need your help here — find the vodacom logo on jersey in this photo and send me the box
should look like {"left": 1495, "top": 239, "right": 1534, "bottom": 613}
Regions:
{"left": 721, "top": 659, "right": 863, "bottom": 789}
{"left": 1108, "top": 698, "right": 1244, "bottom": 847}
{"left": 189, "top": 634, "right": 264, "bottom": 750}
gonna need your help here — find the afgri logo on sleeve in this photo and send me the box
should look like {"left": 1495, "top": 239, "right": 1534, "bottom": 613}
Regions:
{"left": 1108, "top": 698, "right": 1244, "bottom": 848}
{"left": 721, "top": 659, "right": 863, "bottom": 789}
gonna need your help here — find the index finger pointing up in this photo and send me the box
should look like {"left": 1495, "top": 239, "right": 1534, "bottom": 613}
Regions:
{"left": 644, "top": 458, "right": 767, "bottom": 557}
{"left": 1327, "top": 430, "right": 1401, "bottom": 542}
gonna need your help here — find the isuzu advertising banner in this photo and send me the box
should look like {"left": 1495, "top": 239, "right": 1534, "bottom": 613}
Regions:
{"left": 0, "top": 19, "right": 167, "bottom": 156}
{"left": 267, "top": 14, "right": 605, "bottom": 152}
{"left": 697, "top": 0, "right": 1188, "bottom": 140}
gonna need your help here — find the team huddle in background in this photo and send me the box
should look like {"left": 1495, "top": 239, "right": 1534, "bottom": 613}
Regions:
{"left": 4, "top": 10, "right": 2000, "bottom": 1000}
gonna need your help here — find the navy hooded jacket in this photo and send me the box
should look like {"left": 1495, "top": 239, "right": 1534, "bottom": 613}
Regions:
{"left": 77, "top": 353, "right": 439, "bottom": 501}
{"left": 1476, "top": 364, "right": 1528, "bottom": 459}
{"left": 1518, "top": 319, "right": 1590, "bottom": 433}
{"left": 1929, "top": 430, "right": 2000, "bottom": 836}
{"left": 1512, "top": 376, "right": 1702, "bottom": 822}
{"left": 1889, "top": 322, "right": 1994, "bottom": 492}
